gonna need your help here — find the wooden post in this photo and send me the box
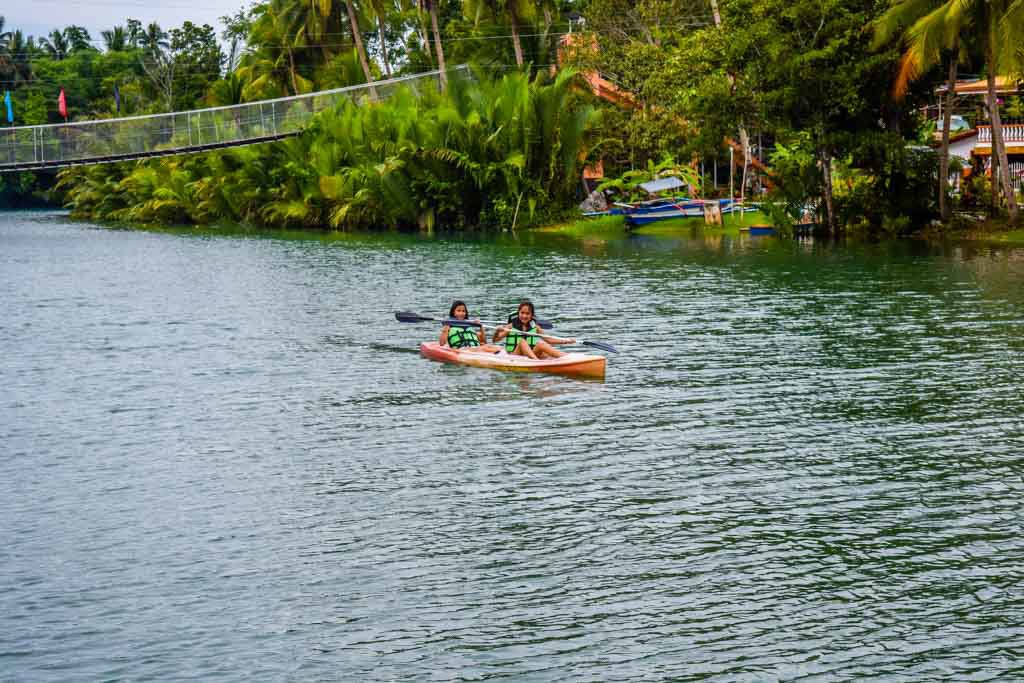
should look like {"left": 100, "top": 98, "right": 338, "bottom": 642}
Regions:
{"left": 703, "top": 200, "right": 723, "bottom": 226}
{"left": 729, "top": 146, "right": 734, "bottom": 201}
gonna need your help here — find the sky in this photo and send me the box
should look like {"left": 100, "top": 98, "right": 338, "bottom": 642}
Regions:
{"left": 4, "top": 0, "right": 247, "bottom": 43}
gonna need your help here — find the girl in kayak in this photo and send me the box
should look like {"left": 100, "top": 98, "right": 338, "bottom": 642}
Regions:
{"left": 493, "top": 300, "right": 576, "bottom": 359}
{"left": 439, "top": 301, "right": 502, "bottom": 352}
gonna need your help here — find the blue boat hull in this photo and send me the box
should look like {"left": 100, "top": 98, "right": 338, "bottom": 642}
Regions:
{"left": 623, "top": 199, "right": 757, "bottom": 226}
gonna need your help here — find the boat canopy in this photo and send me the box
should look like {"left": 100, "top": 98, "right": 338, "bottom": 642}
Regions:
{"left": 639, "top": 176, "right": 685, "bottom": 194}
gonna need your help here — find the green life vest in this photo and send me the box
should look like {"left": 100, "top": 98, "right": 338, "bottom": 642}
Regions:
{"left": 447, "top": 324, "right": 480, "bottom": 349}
{"left": 504, "top": 323, "right": 539, "bottom": 352}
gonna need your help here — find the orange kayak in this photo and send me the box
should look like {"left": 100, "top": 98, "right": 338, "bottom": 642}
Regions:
{"left": 419, "top": 342, "right": 607, "bottom": 379}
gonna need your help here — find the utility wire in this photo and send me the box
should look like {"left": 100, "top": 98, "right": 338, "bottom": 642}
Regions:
{"left": 0, "top": 20, "right": 711, "bottom": 59}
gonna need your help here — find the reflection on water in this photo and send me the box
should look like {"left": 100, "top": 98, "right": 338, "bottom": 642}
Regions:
{"left": 2, "top": 211, "right": 1024, "bottom": 681}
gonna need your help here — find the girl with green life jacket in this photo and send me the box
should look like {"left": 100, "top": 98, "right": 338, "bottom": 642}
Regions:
{"left": 493, "top": 300, "right": 576, "bottom": 360}
{"left": 439, "top": 301, "right": 503, "bottom": 353}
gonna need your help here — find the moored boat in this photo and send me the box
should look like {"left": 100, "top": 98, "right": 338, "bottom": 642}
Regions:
{"left": 623, "top": 198, "right": 759, "bottom": 226}
{"left": 419, "top": 342, "right": 607, "bottom": 379}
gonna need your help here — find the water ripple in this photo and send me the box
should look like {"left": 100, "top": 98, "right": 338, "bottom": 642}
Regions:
{"left": 3, "top": 213, "right": 1024, "bottom": 680}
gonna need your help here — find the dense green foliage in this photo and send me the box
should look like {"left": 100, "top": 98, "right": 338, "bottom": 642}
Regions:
{"left": 565, "top": 0, "right": 1024, "bottom": 233}
{"left": 58, "top": 70, "right": 599, "bottom": 230}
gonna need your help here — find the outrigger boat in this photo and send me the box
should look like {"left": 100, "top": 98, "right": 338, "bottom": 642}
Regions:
{"left": 585, "top": 197, "right": 759, "bottom": 225}
{"left": 581, "top": 176, "right": 759, "bottom": 226}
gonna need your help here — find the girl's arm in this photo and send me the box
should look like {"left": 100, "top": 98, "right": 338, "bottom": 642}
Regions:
{"left": 439, "top": 325, "right": 449, "bottom": 346}
{"left": 474, "top": 320, "right": 486, "bottom": 344}
{"left": 493, "top": 325, "right": 510, "bottom": 342}
{"left": 535, "top": 327, "right": 576, "bottom": 345}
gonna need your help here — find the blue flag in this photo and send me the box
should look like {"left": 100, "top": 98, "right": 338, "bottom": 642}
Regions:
{"left": 3, "top": 91, "right": 11, "bottom": 124}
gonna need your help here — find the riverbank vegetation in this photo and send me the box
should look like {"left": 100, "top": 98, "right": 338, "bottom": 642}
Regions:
{"left": 2, "top": 1, "right": 1023, "bottom": 232}
{"left": 59, "top": 70, "right": 598, "bottom": 229}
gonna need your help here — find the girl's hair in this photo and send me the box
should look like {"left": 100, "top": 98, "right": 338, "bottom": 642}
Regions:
{"left": 449, "top": 300, "right": 469, "bottom": 318}
{"left": 511, "top": 300, "right": 535, "bottom": 330}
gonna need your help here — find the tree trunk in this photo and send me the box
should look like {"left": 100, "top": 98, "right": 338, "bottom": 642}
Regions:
{"left": 418, "top": 23, "right": 433, "bottom": 67}
{"left": 709, "top": 0, "right": 754, "bottom": 201}
{"left": 429, "top": 1, "right": 447, "bottom": 91}
{"left": 820, "top": 146, "right": 836, "bottom": 233}
{"left": 542, "top": 6, "right": 553, "bottom": 72}
{"left": 940, "top": 54, "right": 956, "bottom": 221}
{"left": 739, "top": 127, "right": 751, "bottom": 205}
{"left": 709, "top": 0, "right": 722, "bottom": 26}
{"left": 377, "top": 15, "right": 392, "bottom": 79}
{"left": 509, "top": 7, "right": 524, "bottom": 67}
{"left": 986, "top": 57, "right": 1019, "bottom": 223}
{"left": 346, "top": 1, "right": 379, "bottom": 99}
{"left": 288, "top": 47, "right": 299, "bottom": 95}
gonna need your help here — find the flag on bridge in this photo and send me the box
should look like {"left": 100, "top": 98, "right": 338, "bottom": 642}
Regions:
{"left": 114, "top": 85, "right": 121, "bottom": 114}
{"left": 58, "top": 88, "right": 67, "bottom": 120}
{"left": 3, "top": 91, "right": 12, "bottom": 124}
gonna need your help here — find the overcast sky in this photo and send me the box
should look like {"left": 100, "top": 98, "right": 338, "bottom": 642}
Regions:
{"left": 5, "top": 0, "right": 247, "bottom": 43}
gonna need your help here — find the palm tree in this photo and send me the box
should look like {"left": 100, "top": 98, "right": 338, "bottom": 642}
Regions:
{"left": 63, "top": 26, "right": 93, "bottom": 53}
{"left": 874, "top": 0, "right": 1019, "bottom": 223}
{"left": 0, "top": 16, "right": 11, "bottom": 48}
{"left": 140, "top": 22, "right": 169, "bottom": 55}
{"left": 40, "top": 30, "right": 70, "bottom": 60}
{"left": 874, "top": 0, "right": 966, "bottom": 221}
{"left": 464, "top": 0, "right": 536, "bottom": 67}
{"left": 102, "top": 26, "right": 128, "bottom": 52}
{"left": 126, "top": 19, "right": 144, "bottom": 48}
{"left": 419, "top": 0, "right": 447, "bottom": 88}
{"left": 342, "top": 0, "right": 378, "bottom": 95}
{"left": 3, "top": 30, "right": 35, "bottom": 84}
{"left": 240, "top": 1, "right": 313, "bottom": 97}
{"left": 366, "top": 0, "right": 399, "bottom": 78}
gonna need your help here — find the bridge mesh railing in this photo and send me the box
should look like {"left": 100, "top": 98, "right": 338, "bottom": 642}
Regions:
{"left": 0, "top": 67, "right": 463, "bottom": 172}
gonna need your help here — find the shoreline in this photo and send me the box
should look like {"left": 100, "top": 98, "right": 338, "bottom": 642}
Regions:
{"left": 7, "top": 205, "right": 1024, "bottom": 245}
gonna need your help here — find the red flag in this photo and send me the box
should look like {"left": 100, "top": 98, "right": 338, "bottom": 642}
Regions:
{"left": 58, "top": 88, "right": 67, "bottom": 120}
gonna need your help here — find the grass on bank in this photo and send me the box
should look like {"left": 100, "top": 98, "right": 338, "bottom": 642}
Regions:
{"left": 541, "top": 210, "right": 774, "bottom": 236}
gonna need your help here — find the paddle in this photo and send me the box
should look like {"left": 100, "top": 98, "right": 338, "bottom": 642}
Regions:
{"left": 478, "top": 321, "right": 618, "bottom": 354}
{"left": 394, "top": 311, "right": 554, "bottom": 328}
{"left": 394, "top": 311, "right": 617, "bottom": 353}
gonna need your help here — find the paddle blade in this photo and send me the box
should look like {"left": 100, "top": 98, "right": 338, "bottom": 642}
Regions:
{"left": 395, "top": 311, "right": 435, "bottom": 323}
{"left": 581, "top": 339, "right": 617, "bottom": 353}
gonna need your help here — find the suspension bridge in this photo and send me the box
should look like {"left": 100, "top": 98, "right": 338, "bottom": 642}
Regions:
{"left": 0, "top": 67, "right": 461, "bottom": 173}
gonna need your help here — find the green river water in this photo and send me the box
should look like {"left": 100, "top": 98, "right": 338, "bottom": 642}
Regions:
{"left": 2, "top": 210, "right": 1023, "bottom": 680}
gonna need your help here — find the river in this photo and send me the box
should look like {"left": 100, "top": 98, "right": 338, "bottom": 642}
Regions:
{"left": 2, "top": 210, "right": 1023, "bottom": 680}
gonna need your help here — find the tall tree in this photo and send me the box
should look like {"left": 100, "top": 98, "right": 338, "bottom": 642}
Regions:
{"left": 240, "top": 1, "right": 311, "bottom": 97}
{"left": 40, "top": 30, "right": 70, "bottom": 60}
{"left": 419, "top": 0, "right": 448, "bottom": 88}
{"left": 64, "top": 26, "right": 94, "bottom": 52}
{"left": 126, "top": 19, "right": 144, "bottom": 47}
{"left": 102, "top": 26, "right": 128, "bottom": 52}
{"left": 874, "top": 0, "right": 1019, "bottom": 223}
{"left": 873, "top": 0, "right": 965, "bottom": 222}
{"left": 169, "top": 22, "right": 224, "bottom": 108}
{"left": 141, "top": 22, "right": 169, "bottom": 55}
{"left": 343, "top": 0, "right": 378, "bottom": 95}
{"left": 464, "top": 0, "right": 536, "bottom": 67}
{"left": 366, "top": 0, "right": 398, "bottom": 78}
